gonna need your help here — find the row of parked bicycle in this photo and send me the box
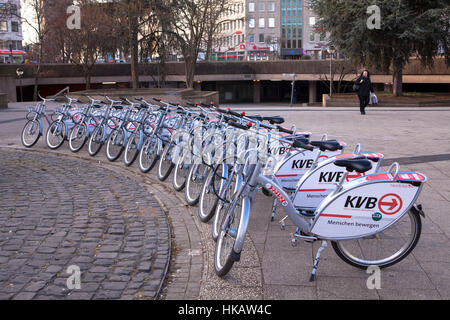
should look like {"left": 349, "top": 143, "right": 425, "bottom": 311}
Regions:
{"left": 21, "top": 93, "right": 427, "bottom": 280}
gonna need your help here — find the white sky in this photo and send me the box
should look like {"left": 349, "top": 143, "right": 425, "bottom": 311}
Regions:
{"left": 21, "top": 0, "right": 37, "bottom": 44}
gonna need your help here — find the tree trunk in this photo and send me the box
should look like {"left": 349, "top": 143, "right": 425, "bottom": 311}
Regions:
{"left": 393, "top": 59, "right": 403, "bottom": 96}
{"left": 128, "top": 10, "right": 139, "bottom": 90}
{"left": 185, "top": 55, "right": 196, "bottom": 89}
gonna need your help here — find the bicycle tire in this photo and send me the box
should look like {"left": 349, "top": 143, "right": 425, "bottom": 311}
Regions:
{"left": 214, "top": 196, "right": 246, "bottom": 277}
{"left": 106, "top": 129, "right": 125, "bottom": 161}
{"left": 21, "top": 120, "right": 41, "bottom": 148}
{"left": 123, "top": 132, "right": 140, "bottom": 166}
{"left": 69, "top": 122, "right": 88, "bottom": 153}
{"left": 185, "top": 163, "right": 209, "bottom": 206}
{"left": 172, "top": 154, "right": 189, "bottom": 192}
{"left": 46, "top": 121, "right": 66, "bottom": 150}
{"left": 198, "top": 164, "right": 223, "bottom": 223}
{"left": 88, "top": 125, "right": 104, "bottom": 156}
{"left": 138, "top": 136, "right": 159, "bottom": 173}
{"left": 157, "top": 143, "right": 175, "bottom": 181}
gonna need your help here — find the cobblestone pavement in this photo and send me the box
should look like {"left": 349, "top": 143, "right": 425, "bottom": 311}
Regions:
{"left": 0, "top": 149, "right": 170, "bottom": 300}
{"left": 1, "top": 103, "right": 450, "bottom": 300}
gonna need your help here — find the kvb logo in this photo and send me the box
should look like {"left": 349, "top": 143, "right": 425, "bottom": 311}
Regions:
{"left": 344, "top": 193, "right": 403, "bottom": 214}
{"left": 319, "top": 171, "right": 344, "bottom": 183}
{"left": 378, "top": 193, "right": 402, "bottom": 215}
{"left": 292, "top": 159, "right": 314, "bottom": 170}
{"left": 269, "top": 146, "right": 288, "bottom": 156}
{"left": 344, "top": 196, "right": 378, "bottom": 210}
{"left": 265, "top": 183, "right": 288, "bottom": 206}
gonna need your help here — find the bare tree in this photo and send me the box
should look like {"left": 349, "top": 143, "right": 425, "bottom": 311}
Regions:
{"left": 62, "top": 0, "right": 118, "bottom": 89}
{"left": 3, "top": 0, "right": 47, "bottom": 100}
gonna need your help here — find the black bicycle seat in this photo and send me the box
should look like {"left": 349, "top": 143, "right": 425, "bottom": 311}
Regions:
{"left": 291, "top": 137, "right": 313, "bottom": 151}
{"left": 112, "top": 105, "right": 124, "bottom": 110}
{"left": 310, "top": 140, "right": 343, "bottom": 152}
{"left": 263, "top": 116, "right": 285, "bottom": 125}
{"left": 334, "top": 157, "right": 372, "bottom": 173}
{"left": 247, "top": 115, "right": 264, "bottom": 122}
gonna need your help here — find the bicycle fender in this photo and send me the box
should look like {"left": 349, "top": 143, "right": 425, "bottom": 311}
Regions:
{"left": 311, "top": 171, "right": 426, "bottom": 240}
{"left": 233, "top": 197, "right": 251, "bottom": 255}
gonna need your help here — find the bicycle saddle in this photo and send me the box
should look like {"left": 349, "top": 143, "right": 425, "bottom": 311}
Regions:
{"left": 334, "top": 157, "right": 372, "bottom": 173}
{"left": 263, "top": 116, "right": 285, "bottom": 125}
{"left": 112, "top": 105, "right": 124, "bottom": 110}
{"left": 310, "top": 140, "right": 343, "bottom": 152}
{"left": 247, "top": 115, "right": 264, "bottom": 121}
{"left": 291, "top": 137, "right": 314, "bottom": 151}
{"left": 93, "top": 104, "right": 103, "bottom": 108}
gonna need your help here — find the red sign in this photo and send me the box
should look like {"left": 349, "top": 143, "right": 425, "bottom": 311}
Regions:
{"left": 378, "top": 193, "right": 402, "bottom": 215}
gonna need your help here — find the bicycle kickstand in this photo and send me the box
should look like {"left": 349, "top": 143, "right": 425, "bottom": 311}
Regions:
{"left": 309, "top": 240, "right": 328, "bottom": 282}
{"left": 270, "top": 198, "right": 278, "bottom": 221}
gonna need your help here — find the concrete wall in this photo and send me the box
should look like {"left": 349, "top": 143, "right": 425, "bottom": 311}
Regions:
{"left": 0, "top": 75, "right": 17, "bottom": 103}
{"left": 0, "top": 58, "right": 448, "bottom": 88}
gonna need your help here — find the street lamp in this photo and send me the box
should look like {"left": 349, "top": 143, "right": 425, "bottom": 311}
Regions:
{"left": 283, "top": 73, "right": 296, "bottom": 107}
{"left": 327, "top": 45, "right": 336, "bottom": 97}
{"left": 16, "top": 68, "right": 24, "bottom": 102}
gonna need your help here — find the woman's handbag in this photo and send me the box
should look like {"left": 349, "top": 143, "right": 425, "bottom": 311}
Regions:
{"left": 370, "top": 92, "right": 378, "bottom": 105}
{"left": 353, "top": 82, "right": 360, "bottom": 92}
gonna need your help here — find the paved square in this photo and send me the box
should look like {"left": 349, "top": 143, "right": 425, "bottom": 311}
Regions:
{"left": 1, "top": 102, "right": 449, "bottom": 299}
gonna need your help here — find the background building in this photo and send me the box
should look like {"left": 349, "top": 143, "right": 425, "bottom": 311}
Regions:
{"left": 212, "top": 0, "right": 330, "bottom": 61}
{"left": 0, "top": 0, "right": 24, "bottom": 63}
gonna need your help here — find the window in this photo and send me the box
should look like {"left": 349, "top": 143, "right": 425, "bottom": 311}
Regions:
{"left": 309, "top": 17, "right": 316, "bottom": 26}
{"left": 259, "top": 2, "right": 265, "bottom": 12}
{"left": 259, "top": 34, "right": 264, "bottom": 42}
{"left": 10, "top": 4, "right": 18, "bottom": 15}
{"left": 259, "top": 18, "right": 265, "bottom": 28}
{"left": 268, "top": 2, "right": 275, "bottom": 12}
{"left": 11, "top": 21, "right": 19, "bottom": 32}
{"left": 249, "top": 34, "right": 255, "bottom": 43}
{"left": 249, "top": 18, "right": 255, "bottom": 28}
{"left": 0, "top": 21, "right": 7, "bottom": 32}
{"left": 268, "top": 18, "right": 275, "bottom": 28}
{"left": 310, "top": 32, "right": 315, "bottom": 42}
{"left": 249, "top": 2, "right": 255, "bottom": 12}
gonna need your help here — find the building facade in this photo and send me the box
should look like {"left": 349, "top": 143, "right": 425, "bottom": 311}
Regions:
{"left": 212, "top": 0, "right": 330, "bottom": 61}
{"left": 0, "top": 0, "right": 24, "bottom": 64}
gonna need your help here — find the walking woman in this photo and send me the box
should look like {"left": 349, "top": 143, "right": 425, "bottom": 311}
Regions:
{"left": 354, "top": 70, "right": 374, "bottom": 115}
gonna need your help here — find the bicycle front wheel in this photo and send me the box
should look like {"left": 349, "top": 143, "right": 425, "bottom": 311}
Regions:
{"left": 157, "top": 142, "right": 175, "bottom": 181}
{"left": 21, "top": 119, "right": 41, "bottom": 148}
{"left": 88, "top": 125, "right": 104, "bottom": 156}
{"left": 46, "top": 121, "right": 66, "bottom": 149}
{"left": 138, "top": 136, "right": 159, "bottom": 173}
{"left": 214, "top": 195, "right": 247, "bottom": 277}
{"left": 185, "top": 163, "right": 210, "bottom": 206}
{"left": 106, "top": 129, "right": 125, "bottom": 161}
{"left": 198, "top": 164, "right": 224, "bottom": 223}
{"left": 69, "top": 122, "right": 88, "bottom": 152}
{"left": 124, "top": 132, "right": 140, "bottom": 166}
{"left": 331, "top": 208, "right": 422, "bottom": 269}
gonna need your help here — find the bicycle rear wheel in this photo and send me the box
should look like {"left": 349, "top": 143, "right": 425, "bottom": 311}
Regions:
{"left": 331, "top": 208, "right": 422, "bottom": 269}
{"left": 21, "top": 120, "right": 41, "bottom": 148}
